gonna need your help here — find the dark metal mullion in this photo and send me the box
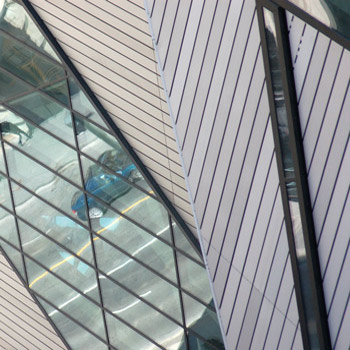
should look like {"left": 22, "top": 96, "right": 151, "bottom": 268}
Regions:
{"left": 0, "top": 245, "right": 73, "bottom": 350}
{"left": 275, "top": 7, "right": 331, "bottom": 350}
{"left": 0, "top": 134, "right": 28, "bottom": 285}
{"left": 0, "top": 236, "right": 167, "bottom": 350}
{"left": 0, "top": 27, "right": 65, "bottom": 68}
{"left": 67, "top": 79, "right": 111, "bottom": 350}
{"left": 0, "top": 202, "right": 188, "bottom": 331}
{"left": 169, "top": 215, "right": 189, "bottom": 350}
{"left": 255, "top": 3, "right": 310, "bottom": 349}
{"left": 21, "top": 0, "right": 202, "bottom": 259}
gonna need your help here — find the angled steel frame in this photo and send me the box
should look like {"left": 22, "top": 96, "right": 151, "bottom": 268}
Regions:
{"left": 256, "top": 0, "right": 333, "bottom": 349}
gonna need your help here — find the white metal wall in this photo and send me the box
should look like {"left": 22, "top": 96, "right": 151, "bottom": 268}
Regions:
{"left": 288, "top": 12, "right": 350, "bottom": 350}
{"left": 146, "top": 0, "right": 301, "bottom": 348}
{"left": 0, "top": 253, "right": 67, "bottom": 350}
{"left": 27, "top": 0, "right": 197, "bottom": 233}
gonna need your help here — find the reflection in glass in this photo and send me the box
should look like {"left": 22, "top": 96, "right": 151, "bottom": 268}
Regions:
{"left": 0, "top": 68, "right": 31, "bottom": 102}
{"left": 0, "top": 107, "right": 82, "bottom": 186}
{"left": 12, "top": 184, "right": 92, "bottom": 262}
{"left": 37, "top": 297, "right": 109, "bottom": 350}
{"left": 26, "top": 256, "right": 107, "bottom": 342}
{"left": 177, "top": 252, "right": 213, "bottom": 305}
{"left": 287, "top": 182, "right": 319, "bottom": 349}
{"left": 94, "top": 236, "right": 183, "bottom": 323}
{"left": 263, "top": 8, "right": 294, "bottom": 178}
{"left": 182, "top": 293, "right": 223, "bottom": 348}
{"left": 0, "top": 0, "right": 61, "bottom": 61}
{"left": 173, "top": 221, "right": 202, "bottom": 262}
{"left": 18, "top": 220, "right": 100, "bottom": 302}
{"left": 105, "top": 312, "right": 162, "bottom": 350}
{"left": 68, "top": 77, "right": 105, "bottom": 128}
{"left": 0, "top": 207, "right": 18, "bottom": 247}
{"left": 0, "top": 30, "right": 64, "bottom": 87}
{"left": 6, "top": 144, "right": 84, "bottom": 222}
{"left": 188, "top": 332, "right": 225, "bottom": 350}
{"left": 100, "top": 277, "right": 184, "bottom": 348}
{"left": 8, "top": 91, "right": 75, "bottom": 146}
{"left": 0, "top": 240, "right": 26, "bottom": 279}
{"left": 41, "top": 79, "right": 69, "bottom": 106}
{"left": 0, "top": 172, "right": 12, "bottom": 210}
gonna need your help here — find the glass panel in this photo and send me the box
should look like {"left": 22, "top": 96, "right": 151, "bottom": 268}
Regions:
{"left": 11, "top": 183, "right": 92, "bottom": 264}
{"left": 26, "top": 256, "right": 107, "bottom": 341}
{"left": 18, "top": 220, "right": 100, "bottom": 302}
{"left": 100, "top": 277, "right": 184, "bottom": 348}
{"left": 263, "top": 8, "right": 294, "bottom": 179}
{"left": 8, "top": 92, "right": 75, "bottom": 146}
{"left": 86, "top": 202, "right": 176, "bottom": 281}
{"left": 287, "top": 182, "right": 319, "bottom": 349}
{"left": 0, "top": 68, "right": 32, "bottom": 102}
{"left": 182, "top": 294, "right": 223, "bottom": 347}
{"left": 37, "top": 297, "right": 109, "bottom": 350}
{"left": 94, "top": 236, "right": 183, "bottom": 323}
{"left": 177, "top": 253, "right": 213, "bottom": 305}
{"left": 0, "top": 206, "right": 18, "bottom": 247}
{"left": 5, "top": 144, "right": 85, "bottom": 222}
{"left": 0, "top": 240, "right": 25, "bottom": 279}
{"left": 8, "top": 91, "right": 75, "bottom": 146}
{"left": 41, "top": 79, "right": 69, "bottom": 107}
{"left": 288, "top": 1, "right": 350, "bottom": 40}
{"left": 105, "top": 312, "right": 162, "bottom": 350}
{"left": 75, "top": 115, "right": 151, "bottom": 192}
{"left": 173, "top": 222, "right": 202, "bottom": 263}
{"left": 0, "top": 107, "right": 82, "bottom": 186}
{"left": 68, "top": 77, "right": 106, "bottom": 128}
{"left": 0, "top": 30, "right": 64, "bottom": 87}
{"left": 0, "top": 145, "right": 5, "bottom": 172}
{"left": 0, "top": 173, "right": 12, "bottom": 210}
{"left": 188, "top": 332, "right": 225, "bottom": 350}
{"left": 0, "top": 0, "right": 61, "bottom": 61}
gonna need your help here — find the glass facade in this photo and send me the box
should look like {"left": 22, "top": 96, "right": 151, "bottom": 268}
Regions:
{"left": 0, "top": 1, "right": 224, "bottom": 349}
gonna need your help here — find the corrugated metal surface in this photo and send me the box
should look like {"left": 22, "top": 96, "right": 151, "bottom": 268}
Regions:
{"left": 0, "top": 252, "right": 66, "bottom": 350}
{"left": 147, "top": 0, "right": 301, "bottom": 348}
{"left": 288, "top": 12, "right": 350, "bottom": 350}
{"left": 27, "top": 0, "right": 197, "bottom": 233}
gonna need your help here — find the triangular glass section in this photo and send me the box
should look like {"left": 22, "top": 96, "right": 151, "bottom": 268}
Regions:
{"left": 0, "top": 2, "right": 225, "bottom": 349}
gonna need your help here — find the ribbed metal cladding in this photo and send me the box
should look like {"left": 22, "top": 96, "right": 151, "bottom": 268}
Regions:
{"left": 0, "top": 252, "right": 67, "bottom": 350}
{"left": 27, "top": 0, "right": 197, "bottom": 234}
{"left": 146, "top": 0, "right": 302, "bottom": 349}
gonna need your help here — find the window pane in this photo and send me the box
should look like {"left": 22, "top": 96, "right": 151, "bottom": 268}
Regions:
{"left": 8, "top": 91, "right": 75, "bottom": 146}
{"left": 68, "top": 77, "right": 106, "bottom": 128}
{"left": 5, "top": 144, "right": 85, "bottom": 222}
{"left": 19, "top": 220, "right": 100, "bottom": 303}
{"left": 0, "top": 30, "right": 64, "bottom": 87}
{"left": 94, "top": 236, "right": 183, "bottom": 323}
{"left": 177, "top": 252, "right": 213, "bottom": 305}
{"left": 0, "top": 240, "right": 25, "bottom": 279}
{"left": 100, "top": 277, "right": 183, "bottom": 348}
{"left": 0, "top": 68, "right": 32, "bottom": 102}
{"left": 11, "top": 183, "right": 92, "bottom": 264}
{"left": 0, "top": 173, "right": 12, "bottom": 210}
{"left": 41, "top": 79, "right": 69, "bottom": 107}
{"left": 182, "top": 293, "right": 223, "bottom": 347}
{"left": 26, "top": 257, "right": 107, "bottom": 342}
{"left": 0, "top": 207, "right": 18, "bottom": 247}
{"left": 0, "top": 107, "right": 82, "bottom": 186}
{"left": 0, "top": 0, "right": 61, "bottom": 61}
{"left": 38, "top": 296, "right": 109, "bottom": 350}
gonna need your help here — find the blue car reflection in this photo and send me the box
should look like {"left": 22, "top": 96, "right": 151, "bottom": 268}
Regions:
{"left": 71, "top": 150, "right": 141, "bottom": 220}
